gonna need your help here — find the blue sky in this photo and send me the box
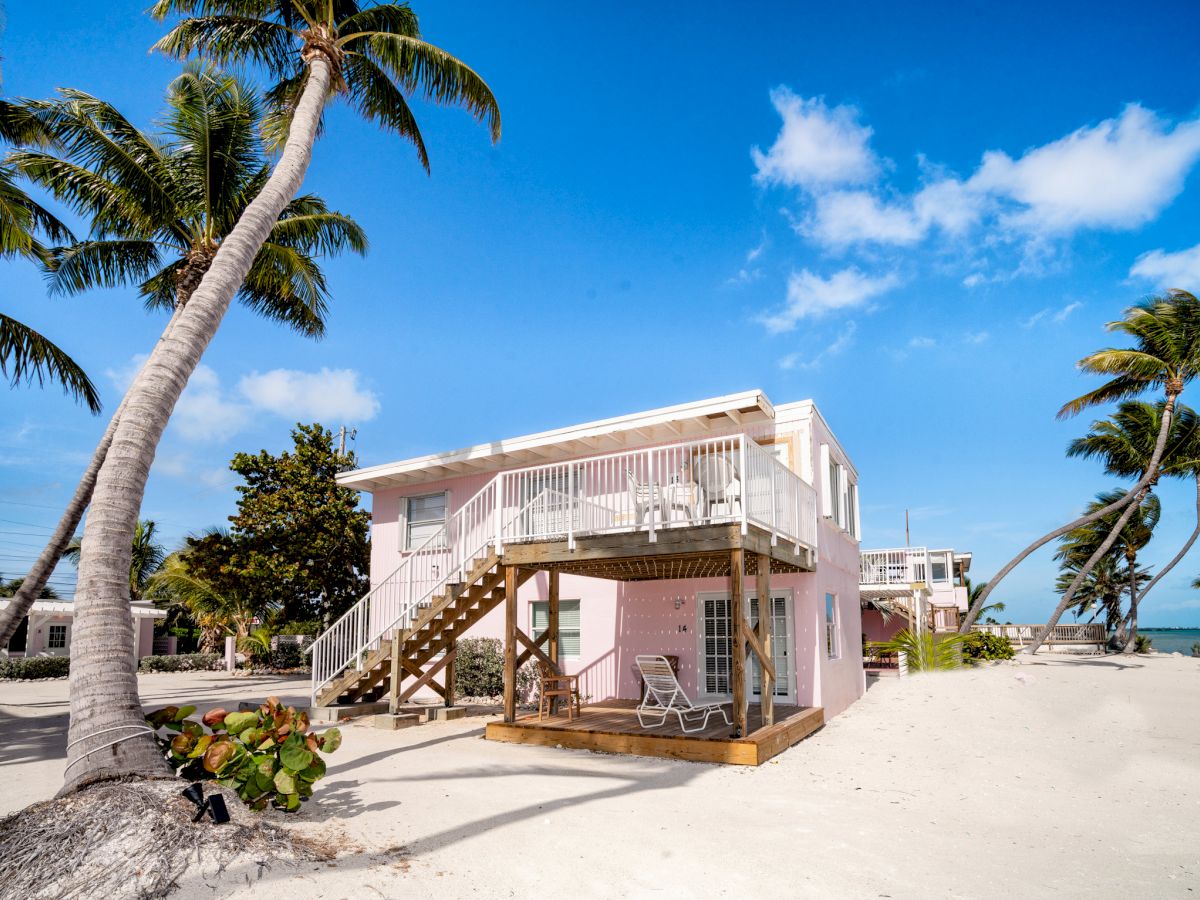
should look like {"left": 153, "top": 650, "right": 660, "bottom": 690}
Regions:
{"left": 4, "top": 1, "right": 1200, "bottom": 625}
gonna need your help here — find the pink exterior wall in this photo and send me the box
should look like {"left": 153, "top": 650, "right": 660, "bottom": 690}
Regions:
{"left": 861, "top": 609, "right": 904, "bottom": 645}
{"left": 365, "top": 406, "right": 866, "bottom": 718}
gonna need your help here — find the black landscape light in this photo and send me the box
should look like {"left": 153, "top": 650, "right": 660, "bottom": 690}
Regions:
{"left": 181, "top": 783, "right": 231, "bottom": 825}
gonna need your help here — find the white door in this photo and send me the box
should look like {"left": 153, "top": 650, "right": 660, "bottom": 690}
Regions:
{"left": 696, "top": 590, "right": 795, "bottom": 703}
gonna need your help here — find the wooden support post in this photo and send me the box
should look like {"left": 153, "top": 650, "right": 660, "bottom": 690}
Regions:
{"left": 503, "top": 565, "right": 519, "bottom": 723}
{"left": 756, "top": 553, "right": 774, "bottom": 727}
{"left": 548, "top": 570, "right": 560, "bottom": 714}
{"left": 444, "top": 638, "right": 457, "bottom": 708}
{"left": 730, "top": 548, "right": 747, "bottom": 737}
{"left": 388, "top": 631, "right": 402, "bottom": 714}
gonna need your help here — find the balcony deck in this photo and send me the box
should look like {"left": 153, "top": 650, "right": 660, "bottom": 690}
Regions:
{"left": 485, "top": 700, "right": 824, "bottom": 766}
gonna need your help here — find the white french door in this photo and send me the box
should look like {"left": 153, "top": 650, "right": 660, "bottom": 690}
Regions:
{"left": 696, "top": 590, "right": 794, "bottom": 703}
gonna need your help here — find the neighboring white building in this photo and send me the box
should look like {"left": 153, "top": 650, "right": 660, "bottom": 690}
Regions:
{"left": 1, "top": 599, "right": 167, "bottom": 659}
{"left": 859, "top": 546, "right": 972, "bottom": 650}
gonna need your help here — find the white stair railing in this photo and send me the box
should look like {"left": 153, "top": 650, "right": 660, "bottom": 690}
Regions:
{"left": 309, "top": 478, "right": 498, "bottom": 705}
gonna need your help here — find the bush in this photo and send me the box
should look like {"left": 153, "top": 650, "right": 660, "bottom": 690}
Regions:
{"left": 1191, "top": 641, "right": 1200, "bottom": 658}
{"left": 276, "top": 620, "right": 322, "bottom": 638}
{"left": 139, "top": 653, "right": 223, "bottom": 673}
{"left": 961, "top": 631, "right": 1016, "bottom": 661}
{"left": 455, "top": 637, "right": 540, "bottom": 700}
{"left": 146, "top": 697, "right": 341, "bottom": 812}
{"left": 0, "top": 655, "right": 70, "bottom": 679}
{"left": 868, "top": 629, "right": 964, "bottom": 672}
{"left": 267, "top": 643, "right": 306, "bottom": 670}
{"left": 1134, "top": 634, "right": 1153, "bottom": 654}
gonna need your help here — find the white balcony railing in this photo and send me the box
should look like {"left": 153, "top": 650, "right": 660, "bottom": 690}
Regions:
{"left": 860, "top": 547, "right": 931, "bottom": 586}
{"left": 310, "top": 433, "right": 819, "bottom": 704}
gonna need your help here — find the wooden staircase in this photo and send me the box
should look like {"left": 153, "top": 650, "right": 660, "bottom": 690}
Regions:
{"left": 314, "top": 550, "right": 533, "bottom": 708}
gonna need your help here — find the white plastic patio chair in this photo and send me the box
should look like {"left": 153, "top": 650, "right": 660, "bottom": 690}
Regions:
{"left": 625, "top": 468, "right": 665, "bottom": 525}
{"left": 635, "top": 655, "right": 731, "bottom": 733}
{"left": 694, "top": 453, "right": 740, "bottom": 518}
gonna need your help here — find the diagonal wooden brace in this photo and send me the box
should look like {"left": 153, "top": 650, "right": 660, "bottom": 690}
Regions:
{"left": 396, "top": 648, "right": 458, "bottom": 704}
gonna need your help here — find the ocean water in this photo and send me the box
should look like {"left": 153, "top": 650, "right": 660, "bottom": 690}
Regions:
{"left": 1138, "top": 628, "right": 1200, "bottom": 655}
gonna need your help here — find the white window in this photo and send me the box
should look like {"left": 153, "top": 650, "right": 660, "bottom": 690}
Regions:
{"left": 819, "top": 443, "right": 859, "bottom": 537}
{"left": 847, "top": 482, "right": 859, "bottom": 539}
{"left": 47, "top": 624, "right": 67, "bottom": 650}
{"left": 405, "top": 492, "right": 447, "bottom": 550}
{"left": 824, "top": 593, "right": 839, "bottom": 659}
{"left": 530, "top": 600, "right": 581, "bottom": 658}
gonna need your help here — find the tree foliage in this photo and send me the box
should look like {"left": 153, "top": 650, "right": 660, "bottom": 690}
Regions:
{"left": 184, "top": 424, "right": 370, "bottom": 625}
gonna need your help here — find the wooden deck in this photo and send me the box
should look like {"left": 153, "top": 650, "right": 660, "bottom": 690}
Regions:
{"left": 485, "top": 700, "right": 824, "bottom": 766}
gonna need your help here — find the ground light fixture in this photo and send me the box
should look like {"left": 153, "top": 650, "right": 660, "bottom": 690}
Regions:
{"left": 181, "top": 783, "right": 230, "bottom": 824}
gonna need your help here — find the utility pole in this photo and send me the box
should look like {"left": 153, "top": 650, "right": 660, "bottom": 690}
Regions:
{"left": 905, "top": 509, "right": 910, "bottom": 547}
{"left": 337, "top": 426, "right": 357, "bottom": 457}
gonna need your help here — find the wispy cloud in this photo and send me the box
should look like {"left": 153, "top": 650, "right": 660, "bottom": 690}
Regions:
{"left": 760, "top": 268, "right": 899, "bottom": 332}
{"left": 1130, "top": 242, "right": 1200, "bottom": 289}
{"left": 1021, "top": 301, "right": 1082, "bottom": 329}
{"left": 908, "top": 335, "right": 936, "bottom": 349}
{"left": 778, "top": 321, "right": 858, "bottom": 370}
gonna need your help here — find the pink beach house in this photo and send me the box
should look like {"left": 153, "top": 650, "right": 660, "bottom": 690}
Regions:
{"left": 314, "top": 391, "right": 865, "bottom": 764}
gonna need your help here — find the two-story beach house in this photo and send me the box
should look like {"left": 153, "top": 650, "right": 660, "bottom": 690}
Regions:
{"left": 859, "top": 546, "right": 972, "bottom": 648}
{"left": 315, "top": 390, "right": 864, "bottom": 765}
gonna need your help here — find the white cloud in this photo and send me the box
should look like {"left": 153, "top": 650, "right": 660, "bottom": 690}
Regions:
{"left": 1130, "top": 243, "right": 1200, "bottom": 289}
{"left": 908, "top": 336, "right": 936, "bottom": 349}
{"left": 752, "top": 89, "right": 880, "bottom": 190}
{"left": 779, "top": 322, "right": 857, "bottom": 370}
{"left": 804, "top": 191, "right": 924, "bottom": 247}
{"left": 755, "top": 94, "right": 1200, "bottom": 260}
{"left": 1021, "top": 301, "right": 1082, "bottom": 329}
{"left": 107, "top": 356, "right": 380, "bottom": 443}
{"left": 761, "top": 268, "right": 899, "bottom": 332}
{"left": 238, "top": 368, "right": 380, "bottom": 423}
{"left": 963, "top": 330, "right": 989, "bottom": 344}
{"left": 970, "top": 104, "right": 1200, "bottom": 233}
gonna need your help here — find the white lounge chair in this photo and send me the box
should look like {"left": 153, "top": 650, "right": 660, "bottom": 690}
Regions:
{"left": 635, "top": 655, "right": 731, "bottom": 733}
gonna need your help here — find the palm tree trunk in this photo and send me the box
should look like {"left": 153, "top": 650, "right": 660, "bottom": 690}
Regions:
{"left": 1122, "top": 555, "right": 1142, "bottom": 655}
{"left": 1025, "top": 488, "right": 1148, "bottom": 655}
{"left": 1130, "top": 474, "right": 1200, "bottom": 607}
{"left": 960, "top": 392, "right": 1179, "bottom": 633}
{"left": 61, "top": 58, "right": 332, "bottom": 795}
{"left": 0, "top": 304, "right": 189, "bottom": 648}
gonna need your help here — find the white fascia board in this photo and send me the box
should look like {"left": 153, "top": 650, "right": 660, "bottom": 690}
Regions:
{"left": 338, "top": 389, "right": 775, "bottom": 491}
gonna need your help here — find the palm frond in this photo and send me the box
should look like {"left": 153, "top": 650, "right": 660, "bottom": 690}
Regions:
{"left": 152, "top": 14, "right": 299, "bottom": 80}
{"left": 0, "top": 313, "right": 101, "bottom": 412}
{"left": 45, "top": 240, "right": 163, "bottom": 296}
{"left": 271, "top": 196, "right": 368, "bottom": 256}
{"left": 238, "top": 240, "right": 330, "bottom": 337}
{"left": 341, "top": 51, "right": 429, "bottom": 170}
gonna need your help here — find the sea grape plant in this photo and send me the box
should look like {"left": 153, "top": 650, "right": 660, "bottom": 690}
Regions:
{"left": 145, "top": 696, "right": 341, "bottom": 811}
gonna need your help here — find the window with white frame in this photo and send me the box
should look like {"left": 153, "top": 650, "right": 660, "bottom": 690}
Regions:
{"left": 530, "top": 600, "right": 581, "bottom": 658}
{"left": 820, "top": 443, "right": 859, "bottom": 538}
{"left": 404, "top": 491, "right": 447, "bottom": 550}
{"left": 847, "top": 482, "right": 859, "bottom": 539}
{"left": 824, "top": 593, "right": 839, "bottom": 659}
{"left": 47, "top": 624, "right": 67, "bottom": 650}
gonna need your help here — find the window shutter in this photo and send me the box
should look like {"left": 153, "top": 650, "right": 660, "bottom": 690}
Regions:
{"left": 397, "top": 496, "right": 409, "bottom": 553}
{"left": 819, "top": 444, "right": 832, "bottom": 517}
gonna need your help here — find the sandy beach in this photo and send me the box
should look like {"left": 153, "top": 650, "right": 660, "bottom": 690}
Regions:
{"left": 2, "top": 654, "right": 1198, "bottom": 899}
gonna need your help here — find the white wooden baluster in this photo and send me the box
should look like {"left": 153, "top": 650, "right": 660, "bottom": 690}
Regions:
{"left": 739, "top": 435, "right": 748, "bottom": 536}
{"left": 647, "top": 448, "right": 656, "bottom": 543}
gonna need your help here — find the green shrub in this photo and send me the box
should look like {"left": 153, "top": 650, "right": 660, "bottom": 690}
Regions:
{"left": 455, "top": 637, "right": 540, "bottom": 700}
{"left": 276, "top": 620, "right": 323, "bottom": 638}
{"left": 139, "top": 653, "right": 223, "bottom": 673}
{"left": 267, "top": 643, "right": 306, "bottom": 670}
{"left": 0, "top": 655, "right": 70, "bottom": 679}
{"left": 961, "top": 631, "right": 1016, "bottom": 661}
{"left": 1134, "top": 634, "right": 1153, "bottom": 654}
{"left": 1191, "top": 641, "right": 1200, "bottom": 658}
{"left": 146, "top": 697, "right": 341, "bottom": 812}
{"left": 868, "top": 629, "right": 964, "bottom": 672}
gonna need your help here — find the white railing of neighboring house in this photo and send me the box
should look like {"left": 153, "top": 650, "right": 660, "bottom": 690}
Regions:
{"left": 860, "top": 547, "right": 932, "bottom": 586}
{"left": 310, "top": 433, "right": 819, "bottom": 705}
{"left": 971, "top": 623, "right": 1107, "bottom": 644}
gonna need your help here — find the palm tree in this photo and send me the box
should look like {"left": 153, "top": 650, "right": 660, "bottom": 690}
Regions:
{"left": 1052, "top": 489, "right": 1160, "bottom": 652}
{"left": 1054, "top": 554, "right": 1147, "bottom": 643}
{"left": 963, "top": 576, "right": 1004, "bottom": 623}
{"left": 0, "top": 67, "right": 366, "bottom": 651}
{"left": 1024, "top": 401, "right": 1195, "bottom": 653}
{"left": 62, "top": 3, "right": 499, "bottom": 792}
{"left": 64, "top": 520, "right": 167, "bottom": 605}
{"left": 962, "top": 292, "right": 1200, "bottom": 634}
{"left": 146, "top": 539, "right": 276, "bottom": 653}
{"left": 0, "top": 99, "right": 99, "bottom": 411}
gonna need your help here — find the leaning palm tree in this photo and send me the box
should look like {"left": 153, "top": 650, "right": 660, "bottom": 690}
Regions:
{"left": 63, "top": 3, "right": 499, "bottom": 792}
{"left": 1054, "top": 554, "right": 1147, "bottom": 644}
{"left": 0, "top": 98, "right": 98, "bottom": 411}
{"left": 1052, "top": 489, "right": 1160, "bottom": 653}
{"left": 963, "top": 576, "right": 1004, "bottom": 623}
{"left": 1024, "top": 401, "right": 1196, "bottom": 653}
{"left": 962, "top": 291, "right": 1200, "bottom": 634}
{"left": 0, "top": 67, "right": 366, "bottom": 650}
{"left": 64, "top": 520, "right": 167, "bottom": 606}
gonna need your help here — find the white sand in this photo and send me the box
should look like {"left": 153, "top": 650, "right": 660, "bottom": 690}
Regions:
{"left": 2, "top": 655, "right": 1198, "bottom": 898}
